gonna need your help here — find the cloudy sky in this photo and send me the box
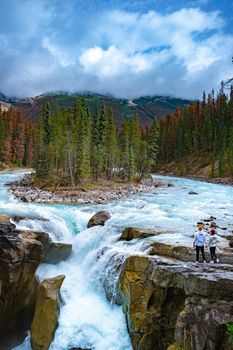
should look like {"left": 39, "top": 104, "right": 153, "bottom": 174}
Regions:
{"left": 0, "top": 0, "right": 232, "bottom": 99}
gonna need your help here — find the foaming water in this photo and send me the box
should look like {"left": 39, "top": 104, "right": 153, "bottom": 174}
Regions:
{"left": 0, "top": 172, "right": 231, "bottom": 349}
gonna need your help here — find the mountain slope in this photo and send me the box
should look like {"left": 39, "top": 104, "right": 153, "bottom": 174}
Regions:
{"left": 1, "top": 92, "right": 190, "bottom": 126}
{"left": 13, "top": 93, "right": 190, "bottom": 126}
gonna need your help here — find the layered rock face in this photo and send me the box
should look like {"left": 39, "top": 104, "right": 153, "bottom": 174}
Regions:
{"left": 0, "top": 218, "right": 45, "bottom": 349}
{"left": 0, "top": 215, "right": 71, "bottom": 349}
{"left": 118, "top": 255, "right": 233, "bottom": 350}
{"left": 31, "top": 275, "right": 65, "bottom": 350}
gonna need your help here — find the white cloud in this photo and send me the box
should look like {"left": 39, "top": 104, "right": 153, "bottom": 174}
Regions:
{"left": 79, "top": 45, "right": 153, "bottom": 77}
{"left": 0, "top": 3, "right": 232, "bottom": 99}
{"left": 76, "top": 8, "right": 233, "bottom": 98}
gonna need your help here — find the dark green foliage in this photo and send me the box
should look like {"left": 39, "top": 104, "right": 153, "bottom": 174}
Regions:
{"left": 35, "top": 98, "right": 159, "bottom": 185}
{"left": 226, "top": 323, "right": 233, "bottom": 344}
{"left": 158, "top": 86, "right": 233, "bottom": 177}
{"left": 0, "top": 115, "right": 6, "bottom": 155}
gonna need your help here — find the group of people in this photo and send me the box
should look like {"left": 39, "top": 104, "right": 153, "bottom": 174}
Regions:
{"left": 193, "top": 225, "right": 219, "bottom": 264}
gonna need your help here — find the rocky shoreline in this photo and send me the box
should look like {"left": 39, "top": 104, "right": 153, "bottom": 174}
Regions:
{"left": 8, "top": 175, "right": 165, "bottom": 205}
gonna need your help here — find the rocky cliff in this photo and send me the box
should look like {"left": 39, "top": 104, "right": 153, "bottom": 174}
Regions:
{"left": 0, "top": 214, "right": 71, "bottom": 349}
{"left": 0, "top": 215, "right": 46, "bottom": 349}
{"left": 118, "top": 254, "right": 233, "bottom": 350}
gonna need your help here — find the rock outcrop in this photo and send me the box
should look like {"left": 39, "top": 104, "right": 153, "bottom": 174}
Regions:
{"left": 87, "top": 210, "right": 111, "bottom": 228}
{"left": 30, "top": 275, "right": 65, "bottom": 350}
{"left": 148, "top": 241, "right": 233, "bottom": 264}
{"left": 19, "top": 230, "right": 52, "bottom": 257}
{"left": 11, "top": 215, "right": 49, "bottom": 223}
{"left": 0, "top": 215, "right": 70, "bottom": 349}
{"left": 118, "top": 255, "right": 233, "bottom": 350}
{"left": 119, "top": 227, "right": 165, "bottom": 241}
{"left": 20, "top": 230, "right": 72, "bottom": 264}
{"left": 44, "top": 242, "right": 72, "bottom": 264}
{"left": 0, "top": 220, "right": 45, "bottom": 349}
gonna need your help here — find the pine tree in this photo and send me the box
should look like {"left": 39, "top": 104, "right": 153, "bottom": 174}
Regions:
{"left": 105, "top": 108, "right": 117, "bottom": 179}
{"left": 76, "top": 99, "right": 91, "bottom": 182}
{"left": 148, "top": 118, "right": 159, "bottom": 169}
{"left": 120, "top": 118, "right": 130, "bottom": 181}
{"left": 90, "top": 100, "right": 101, "bottom": 180}
{"left": 0, "top": 113, "right": 6, "bottom": 160}
{"left": 128, "top": 146, "right": 136, "bottom": 181}
{"left": 129, "top": 111, "right": 141, "bottom": 161}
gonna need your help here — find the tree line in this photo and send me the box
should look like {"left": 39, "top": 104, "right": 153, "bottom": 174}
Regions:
{"left": 0, "top": 106, "right": 34, "bottom": 167}
{"left": 34, "top": 98, "right": 159, "bottom": 185}
{"left": 158, "top": 87, "right": 233, "bottom": 176}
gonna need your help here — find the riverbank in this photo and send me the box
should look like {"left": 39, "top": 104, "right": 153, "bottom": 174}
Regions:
{"left": 8, "top": 174, "right": 166, "bottom": 204}
{"left": 157, "top": 170, "right": 233, "bottom": 186}
{"left": 0, "top": 166, "right": 33, "bottom": 174}
{"left": 157, "top": 155, "right": 233, "bottom": 186}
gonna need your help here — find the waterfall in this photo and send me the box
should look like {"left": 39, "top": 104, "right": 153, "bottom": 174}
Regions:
{"left": 0, "top": 171, "right": 232, "bottom": 349}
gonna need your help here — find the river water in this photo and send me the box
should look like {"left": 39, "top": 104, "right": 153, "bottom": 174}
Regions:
{"left": 0, "top": 172, "right": 232, "bottom": 350}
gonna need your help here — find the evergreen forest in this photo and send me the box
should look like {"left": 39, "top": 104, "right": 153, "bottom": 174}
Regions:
{"left": 1, "top": 86, "right": 233, "bottom": 182}
{"left": 0, "top": 108, "right": 34, "bottom": 168}
{"left": 158, "top": 87, "right": 233, "bottom": 177}
{"left": 34, "top": 98, "right": 159, "bottom": 185}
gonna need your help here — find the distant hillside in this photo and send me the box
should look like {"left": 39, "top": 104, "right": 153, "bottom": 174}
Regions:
{"left": 0, "top": 92, "right": 17, "bottom": 112}
{"left": 0, "top": 92, "right": 16, "bottom": 103}
{"left": 1, "top": 92, "right": 190, "bottom": 126}
{"left": 0, "top": 101, "right": 11, "bottom": 112}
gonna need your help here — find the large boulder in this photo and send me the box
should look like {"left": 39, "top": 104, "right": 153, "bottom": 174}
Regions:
{"left": 30, "top": 275, "right": 65, "bottom": 350}
{"left": 0, "top": 219, "right": 17, "bottom": 235}
{"left": 19, "top": 230, "right": 52, "bottom": 257}
{"left": 44, "top": 242, "right": 72, "bottom": 264}
{"left": 119, "top": 227, "right": 165, "bottom": 241}
{"left": 87, "top": 210, "right": 111, "bottom": 228}
{"left": 0, "top": 219, "right": 45, "bottom": 349}
{"left": 20, "top": 231, "right": 72, "bottom": 264}
{"left": 118, "top": 255, "right": 233, "bottom": 350}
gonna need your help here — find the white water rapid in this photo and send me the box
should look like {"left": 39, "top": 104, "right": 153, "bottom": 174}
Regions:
{"left": 0, "top": 172, "right": 232, "bottom": 350}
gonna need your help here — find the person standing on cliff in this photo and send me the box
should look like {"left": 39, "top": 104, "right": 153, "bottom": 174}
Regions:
{"left": 193, "top": 226, "right": 207, "bottom": 263}
{"left": 208, "top": 228, "right": 219, "bottom": 263}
